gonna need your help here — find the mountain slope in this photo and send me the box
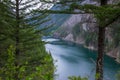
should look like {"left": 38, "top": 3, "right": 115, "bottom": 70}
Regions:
{"left": 52, "top": 0, "right": 120, "bottom": 62}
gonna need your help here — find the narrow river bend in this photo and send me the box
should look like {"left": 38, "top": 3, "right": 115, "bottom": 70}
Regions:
{"left": 43, "top": 37, "right": 120, "bottom": 80}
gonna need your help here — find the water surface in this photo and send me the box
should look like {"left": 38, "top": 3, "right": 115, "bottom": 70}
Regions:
{"left": 44, "top": 37, "right": 120, "bottom": 80}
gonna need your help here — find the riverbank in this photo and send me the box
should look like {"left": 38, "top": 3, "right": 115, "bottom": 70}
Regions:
{"left": 52, "top": 36, "right": 120, "bottom": 63}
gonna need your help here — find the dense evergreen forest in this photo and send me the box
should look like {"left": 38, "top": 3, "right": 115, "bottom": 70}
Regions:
{"left": 0, "top": 0, "right": 120, "bottom": 80}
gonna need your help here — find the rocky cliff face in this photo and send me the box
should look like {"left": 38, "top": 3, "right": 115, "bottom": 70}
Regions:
{"left": 52, "top": 0, "right": 120, "bottom": 62}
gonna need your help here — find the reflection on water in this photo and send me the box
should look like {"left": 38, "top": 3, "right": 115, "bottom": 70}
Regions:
{"left": 44, "top": 38, "right": 120, "bottom": 80}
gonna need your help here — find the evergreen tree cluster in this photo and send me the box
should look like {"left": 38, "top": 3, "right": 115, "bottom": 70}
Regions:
{"left": 0, "top": 0, "right": 54, "bottom": 80}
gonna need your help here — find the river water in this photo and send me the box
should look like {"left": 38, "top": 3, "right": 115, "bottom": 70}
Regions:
{"left": 43, "top": 37, "right": 120, "bottom": 80}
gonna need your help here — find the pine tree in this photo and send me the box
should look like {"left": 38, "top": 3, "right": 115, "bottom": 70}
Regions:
{"left": 95, "top": 1, "right": 107, "bottom": 80}
{"left": 0, "top": 0, "right": 15, "bottom": 65}
{"left": 0, "top": 0, "right": 54, "bottom": 79}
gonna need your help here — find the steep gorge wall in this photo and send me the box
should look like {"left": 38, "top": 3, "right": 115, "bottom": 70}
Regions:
{"left": 53, "top": 0, "right": 120, "bottom": 62}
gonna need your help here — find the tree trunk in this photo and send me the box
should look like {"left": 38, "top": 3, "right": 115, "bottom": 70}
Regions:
{"left": 15, "top": 0, "right": 20, "bottom": 55}
{"left": 96, "top": 27, "right": 105, "bottom": 80}
{"left": 95, "top": 0, "right": 107, "bottom": 80}
{"left": 15, "top": 0, "right": 20, "bottom": 79}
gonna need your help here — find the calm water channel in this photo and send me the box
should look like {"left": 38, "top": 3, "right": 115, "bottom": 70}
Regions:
{"left": 43, "top": 37, "right": 120, "bottom": 80}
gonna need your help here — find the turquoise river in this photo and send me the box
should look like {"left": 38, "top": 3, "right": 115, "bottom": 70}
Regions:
{"left": 43, "top": 37, "right": 120, "bottom": 80}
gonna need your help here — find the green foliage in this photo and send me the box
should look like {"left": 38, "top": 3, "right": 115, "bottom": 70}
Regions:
{"left": 0, "top": 45, "right": 54, "bottom": 80}
{"left": 116, "top": 71, "right": 120, "bottom": 80}
{"left": 111, "top": 23, "right": 120, "bottom": 47}
{"left": 95, "top": 73, "right": 100, "bottom": 80}
{"left": 0, "top": 1, "right": 15, "bottom": 67}
{"left": 70, "top": 3, "right": 120, "bottom": 27}
{"left": 0, "top": 45, "right": 16, "bottom": 79}
{"left": 69, "top": 3, "right": 120, "bottom": 27}
{"left": 82, "top": 30, "right": 97, "bottom": 48}
{"left": 0, "top": 0, "right": 54, "bottom": 80}
{"left": 68, "top": 76, "right": 88, "bottom": 80}
{"left": 94, "top": 7, "right": 120, "bottom": 27}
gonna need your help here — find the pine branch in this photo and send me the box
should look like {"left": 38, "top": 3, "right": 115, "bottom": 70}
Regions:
{"left": 104, "top": 14, "right": 120, "bottom": 27}
{"left": 40, "top": 0, "right": 80, "bottom": 4}
{"left": 36, "top": 9, "right": 88, "bottom": 14}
